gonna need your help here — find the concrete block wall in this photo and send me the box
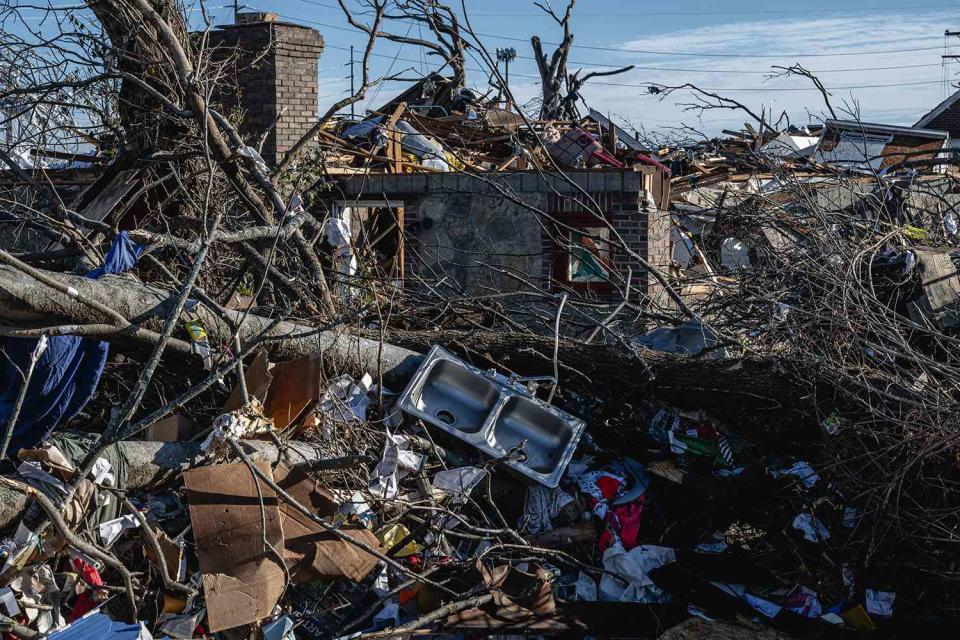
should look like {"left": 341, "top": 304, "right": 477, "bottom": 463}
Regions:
{"left": 206, "top": 17, "right": 323, "bottom": 165}
{"left": 330, "top": 169, "right": 670, "bottom": 302}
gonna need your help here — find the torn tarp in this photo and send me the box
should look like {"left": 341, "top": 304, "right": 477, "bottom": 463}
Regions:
{"left": 85, "top": 231, "right": 142, "bottom": 279}
{"left": 47, "top": 612, "right": 152, "bottom": 639}
{"left": 634, "top": 318, "right": 726, "bottom": 358}
{"left": 0, "top": 232, "right": 141, "bottom": 454}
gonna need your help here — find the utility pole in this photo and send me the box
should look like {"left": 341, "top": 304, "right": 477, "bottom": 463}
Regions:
{"left": 942, "top": 30, "right": 960, "bottom": 58}
{"left": 943, "top": 30, "right": 960, "bottom": 99}
{"left": 232, "top": 0, "right": 248, "bottom": 24}
{"left": 349, "top": 46, "right": 355, "bottom": 118}
{"left": 496, "top": 47, "right": 516, "bottom": 110}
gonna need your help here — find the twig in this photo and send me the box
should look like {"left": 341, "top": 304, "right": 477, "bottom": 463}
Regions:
{"left": 547, "top": 293, "right": 567, "bottom": 404}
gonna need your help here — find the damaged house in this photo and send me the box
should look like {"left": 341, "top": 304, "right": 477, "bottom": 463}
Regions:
{"left": 5, "top": 1, "right": 960, "bottom": 639}
{"left": 198, "top": 13, "right": 672, "bottom": 304}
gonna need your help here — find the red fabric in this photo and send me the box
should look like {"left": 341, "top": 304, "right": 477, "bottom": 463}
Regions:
{"left": 70, "top": 558, "right": 104, "bottom": 622}
{"left": 683, "top": 423, "right": 718, "bottom": 441}
{"left": 598, "top": 496, "right": 646, "bottom": 552}
{"left": 398, "top": 584, "right": 422, "bottom": 606}
{"left": 596, "top": 475, "right": 623, "bottom": 501}
{"left": 582, "top": 474, "right": 624, "bottom": 520}
{"left": 614, "top": 497, "right": 646, "bottom": 549}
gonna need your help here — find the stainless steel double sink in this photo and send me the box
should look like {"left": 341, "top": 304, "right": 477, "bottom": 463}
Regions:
{"left": 398, "top": 346, "right": 586, "bottom": 487}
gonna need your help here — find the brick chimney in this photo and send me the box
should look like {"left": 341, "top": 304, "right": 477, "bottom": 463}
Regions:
{"left": 207, "top": 13, "right": 324, "bottom": 165}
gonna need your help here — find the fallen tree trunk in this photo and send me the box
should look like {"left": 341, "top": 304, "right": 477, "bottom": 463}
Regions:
{"left": 377, "top": 328, "right": 820, "bottom": 438}
{"left": 0, "top": 265, "right": 424, "bottom": 383}
{"left": 0, "top": 438, "right": 345, "bottom": 529}
{"left": 0, "top": 265, "right": 820, "bottom": 435}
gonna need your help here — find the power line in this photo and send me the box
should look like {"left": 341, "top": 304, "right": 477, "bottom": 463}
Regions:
{"left": 558, "top": 77, "right": 945, "bottom": 92}
{"left": 471, "top": 32, "right": 947, "bottom": 58}
{"left": 300, "top": 19, "right": 948, "bottom": 75}
{"left": 294, "top": 0, "right": 958, "bottom": 18}
{"left": 318, "top": 40, "right": 945, "bottom": 91}
{"left": 473, "top": 4, "right": 960, "bottom": 17}
{"left": 283, "top": 1, "right": 949, "bottom": 58}
{"left": 319, "top": 38, "right": 946, "bottom": 76}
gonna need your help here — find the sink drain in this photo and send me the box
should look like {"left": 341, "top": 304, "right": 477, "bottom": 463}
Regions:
{"left": 436, "top": 409, "right": 457, "bottom": 425}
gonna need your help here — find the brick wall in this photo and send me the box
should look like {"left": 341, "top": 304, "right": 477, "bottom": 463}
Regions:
{"left": 206, "top": 19, "right": 323, "bottom": 165}
{"left": 926, "top": 106, "right": 960, "bottom": 138}
{"left": 544, "top": 190, "right": 669, "bottom": 301}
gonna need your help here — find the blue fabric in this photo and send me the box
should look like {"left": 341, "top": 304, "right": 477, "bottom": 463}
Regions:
{"left": 86, "top": 231, "right": 142, "bottom": 279}
{"left": 0, "top": 232, "right": 141, "bottom": 455}
{"left": 48, "top": 613, "right": 146, "bottom": 639}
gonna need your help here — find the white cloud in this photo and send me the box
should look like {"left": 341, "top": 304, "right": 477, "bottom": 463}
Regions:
{"left": 317, "top": 9, "right": 959, "bottom": 137}
{"left": 569, "top": 11, "right": 957, "bottom": 135}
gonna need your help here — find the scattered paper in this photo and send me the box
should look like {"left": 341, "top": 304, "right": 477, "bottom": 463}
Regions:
{"left": 200, "top": 401, "right": 274, "bottom": 457}
{"left": 368, "top": 430, "right": 425, "bottom": 499}
{"left": 574, "top": 572, "right": 597, "bottom": 602}
{"left": 337, "top": 491, "right": 376, "bottom": 528}
{"left": 793, "top": 513, "right": 830, "bottom": 543}
{"left": 17, "top": 461, "right": 70, "bottom": 495}
{"left": 157, "top": 609, "right": 204, "bottom": 639}
{"left": 432, "top": 467, "right": 487, "bottom": 505}
{"left": 98, "top": 514, "right": 140, "bottom": 547}
{"left": 319, "top": 373, "right": 373, "bottom": 422}
{"left": 945, "top": 211, "right": 958, "bottom": 235}
{"left": 0, "top": 587, "right": 20, "bottom": 616}
{"left": 263, "top": 615, "right": 296, "bottom": 640}
{"left": 89, "top": 457, "right": 115, "bottom": 488}
{"left": 822, "top": 413, "right": 841, "bottom": 435}
{"left": 599, "top": 542, "right": 675, "bottom": 603}
{"left": 865, "top": 589, "right": 895, "bottom": 618}
{"left": 520, "top": 484, "right": 576, "bottom": 534}
{"left": 745, "top": 593, "right": 781, "bottom": 618}
{"left": 378, "top": 523, "right": 421, "bottom": 558}
{"left": 770, "top": 461, "right": 819, "bottom": 489}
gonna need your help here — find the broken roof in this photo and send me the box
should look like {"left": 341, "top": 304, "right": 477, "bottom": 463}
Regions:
{"left": 821, "top": 119, "right": 949, "bottom": 140}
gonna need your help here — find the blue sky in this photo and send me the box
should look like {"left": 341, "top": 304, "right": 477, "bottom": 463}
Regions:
{"left": 245, "top": 0, "right": 960, "bottom": 135}
{"left": 14, "top": 0, "right": 960, "bottom": 135}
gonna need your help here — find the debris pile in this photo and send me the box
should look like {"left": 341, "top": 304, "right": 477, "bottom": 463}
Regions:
{"left": 2, "top": 0, "right": 960, "bottom": 637}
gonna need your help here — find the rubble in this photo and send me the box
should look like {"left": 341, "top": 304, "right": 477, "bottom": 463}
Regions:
{"left": 2, "top": 0, "right": 960, "bottom": 637}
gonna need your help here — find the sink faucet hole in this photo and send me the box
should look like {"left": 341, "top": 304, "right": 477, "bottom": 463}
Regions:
{"left": 436, "top": 409, "right": 457, "bottom": 425}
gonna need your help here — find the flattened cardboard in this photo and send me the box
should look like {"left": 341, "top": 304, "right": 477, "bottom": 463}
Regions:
{"left": 274, "top": 464, "right": 381, "bottom": 583}
{"left": 183, "top": 462, "right": 285, "bottom": 632}
{"left": 265, "top": 354, "right": 324, "bottom": 430}
{"left": 224, "top": 351, "right": 273, "bottom": 412}
{"left": 143, "top": 527, "right": 184, "bottom": 584}
{"left": 144, "top": 415, "right": 196, "bottom": 442}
